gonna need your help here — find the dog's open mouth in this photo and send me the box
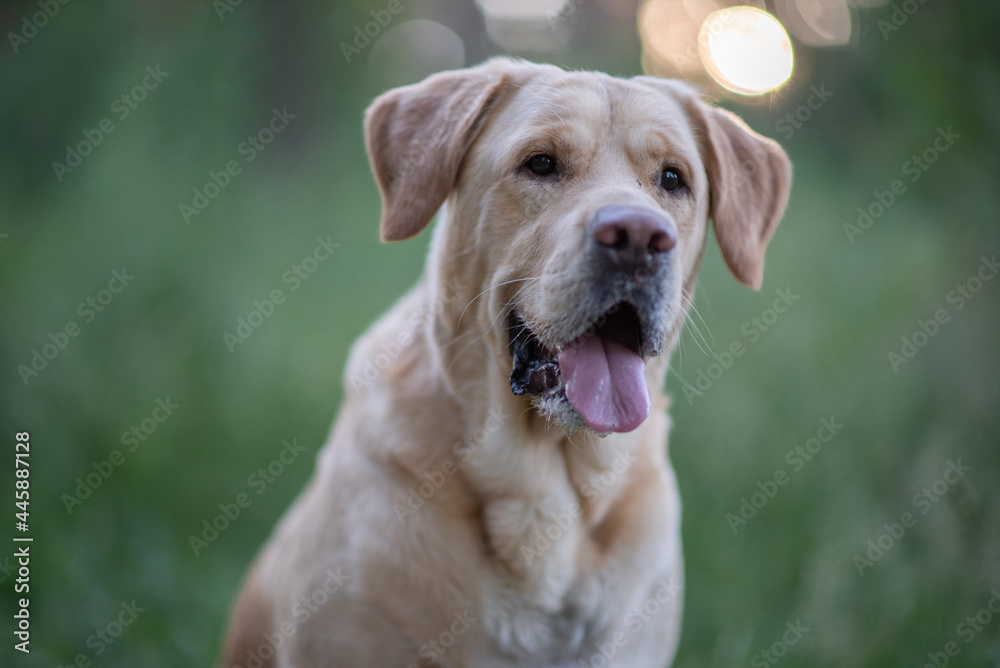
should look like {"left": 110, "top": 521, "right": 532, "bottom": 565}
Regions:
{"left": 508, "top": 304, "right": 651, "bottom": 434}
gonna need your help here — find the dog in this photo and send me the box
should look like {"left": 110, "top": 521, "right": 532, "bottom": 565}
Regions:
{"left": 223, "top": 58, "right": 790, "bottom": 668}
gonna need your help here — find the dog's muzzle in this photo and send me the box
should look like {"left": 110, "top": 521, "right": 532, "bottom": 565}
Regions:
{"left": 509, "top": 205, "right": 677, "bottom": 434}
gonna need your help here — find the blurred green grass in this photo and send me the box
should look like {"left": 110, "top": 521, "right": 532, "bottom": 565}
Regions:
{"left": 1, "top": 1, "right": 999, "bottom": 666}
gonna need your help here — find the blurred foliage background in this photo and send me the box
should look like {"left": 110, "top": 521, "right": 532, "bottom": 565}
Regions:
{"left": 1, "top": 0, "right": 998, "bottom": 666}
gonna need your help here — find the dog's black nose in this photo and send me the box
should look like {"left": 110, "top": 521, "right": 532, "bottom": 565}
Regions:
{"left": 590, "top": 205, "right": 676, "bottom": 269}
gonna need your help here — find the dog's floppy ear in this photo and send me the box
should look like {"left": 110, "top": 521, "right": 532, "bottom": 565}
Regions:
{"left": 685, "top": 98, "right": 791, "bottom": 290}
{"left": 364, "top": 65, "right": 512, "bottom": 242}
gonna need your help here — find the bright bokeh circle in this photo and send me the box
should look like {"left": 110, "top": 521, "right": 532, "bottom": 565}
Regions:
{"left": 698, "top": 6, "right": 794, "bottom": 96}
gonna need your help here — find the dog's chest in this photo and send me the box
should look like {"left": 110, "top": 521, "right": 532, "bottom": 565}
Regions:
{"left": 473, "top": 505, "right": 663, "bottom": 665}
{"left": 480, "top": 569, "right": 619, "bottom": 664}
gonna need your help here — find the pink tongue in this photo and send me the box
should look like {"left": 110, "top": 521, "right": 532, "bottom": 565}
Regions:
{"left": 558, "top": 333, "right": 650, "bottom": 433}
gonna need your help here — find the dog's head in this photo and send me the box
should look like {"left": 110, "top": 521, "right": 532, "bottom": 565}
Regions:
{"left": 365, "top": 59, "right": 790, "bottom": 435}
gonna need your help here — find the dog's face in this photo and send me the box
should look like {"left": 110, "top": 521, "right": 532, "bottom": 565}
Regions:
{"left": 365, "top": 59, "right": 790, "bottom": 435}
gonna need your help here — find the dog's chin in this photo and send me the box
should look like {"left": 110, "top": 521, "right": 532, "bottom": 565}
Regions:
{"left": 535, "top": 392, "right": 590, "bottom": 435}
{"left": 507, "top": 303, "right": 666, "bottom": 436}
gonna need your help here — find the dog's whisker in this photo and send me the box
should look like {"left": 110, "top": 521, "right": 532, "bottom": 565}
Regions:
{"left": 443, "top": 305, "right": 529, "bottom": 373}
{"left": 482, "top": 308, "right": 516, "bottom": 344}
{"left": 489, "top": 300, "right": 528, "bottom": 337}
{"left": 445, "top": 302, "right": 527, "bottom": 378}
{"left": 436, "top": 327, "right": 481, "bottom": 352}
{"left": 457, "top": 276, "right": 543, "bottom": 330}
{"left": 680, "top": 293, "right": 715, "bottom": 350}
{"left": 675, "top": 326, "right": 686, "bottom": 371}
{"left": 682, "top": 313, "right": 710, "bottom": 357}
{"left": 676, "top": 306, "right": 709, "bottom": 358}
{"left": 565, "top": 434, "right": 582, "bottom": 454}
{"left": 679, "top": 294, "right": 713, "bottom": 356}
{"left": 484, "top": 281, "right": 538, "bottom": 337}
{"left": 441, "top": 241, "right": 478, "bottom": 266}
{"left": 486, "top": 299, "right": 521, "bottom": 336}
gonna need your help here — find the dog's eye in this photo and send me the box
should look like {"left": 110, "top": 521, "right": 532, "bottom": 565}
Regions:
{"left": 527, "top": 154, "right": 556, "bottom": 176}
{"left": 660, "top": 168, "right": 683, "bottom": 192}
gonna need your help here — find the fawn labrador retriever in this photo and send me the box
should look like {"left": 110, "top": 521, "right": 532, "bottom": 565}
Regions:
{"left": 224, "top": 58, "right": 790, "bottom": 667}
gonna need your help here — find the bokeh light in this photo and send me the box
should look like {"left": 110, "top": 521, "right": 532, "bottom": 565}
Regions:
{"left": 776, "top": 0, "right": 853, "bottom": 47}
{"left": 475, "top": 0, "right": 573, "bottom": 52}
{"left": 640, "top": 0, "right": 722, "bottom": 78}
{"left": 369, "top": 20, "right": 465, "bottom": 87}
{"left": 698, "top": 6, "right": 794, "bottom": 95}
